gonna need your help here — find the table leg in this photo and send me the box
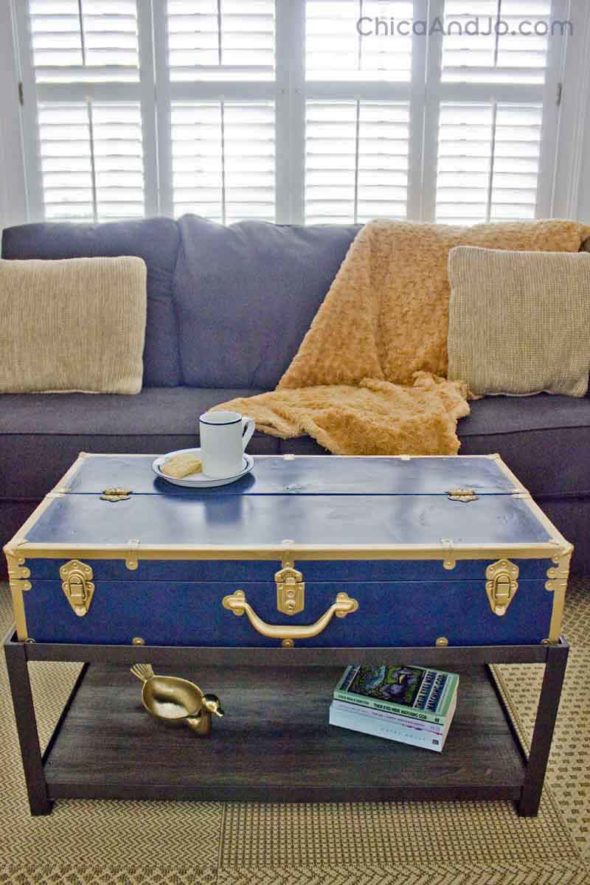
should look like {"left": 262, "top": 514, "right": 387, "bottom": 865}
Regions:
{"left": 4, "top": 641, "right": 53, "bottom": 816}
{"left": 518, "top": 642, "right": 569, "bottom": 817}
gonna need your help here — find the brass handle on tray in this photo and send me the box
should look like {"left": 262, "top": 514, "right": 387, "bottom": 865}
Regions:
{"left": 222, "top": 589, "right": 359, "bottom": 647}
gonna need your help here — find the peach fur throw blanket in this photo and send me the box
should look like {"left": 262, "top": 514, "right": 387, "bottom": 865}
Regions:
{"left": 219, "top": 219, "right": 590, "bottom": 455}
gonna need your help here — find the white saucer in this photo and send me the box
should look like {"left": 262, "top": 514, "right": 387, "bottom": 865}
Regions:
{"left": 153, "top": 448, "right": 254, "bottom": 489}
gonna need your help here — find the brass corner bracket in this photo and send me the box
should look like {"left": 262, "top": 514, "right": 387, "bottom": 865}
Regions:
{"left": 544, "top": 545, "right": 573, "bottom": 644}
{"left": 545, "top": 546, "right": 573, "bottom": 594}
{"left": 6, "top": 547, "right": 32, "bottom": 641}
{"left": 60, "top": 560, "right": 95, "bottom": 617}
{"left": 6, "top": 548, "right": 31, "bottom": 592}
{"left": 485, "top": 559, "right": 519, "bottom": 616}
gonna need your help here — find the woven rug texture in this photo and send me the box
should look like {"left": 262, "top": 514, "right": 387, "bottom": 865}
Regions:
{"left": 0, "top": 580, "right": 589, "bottom": 885}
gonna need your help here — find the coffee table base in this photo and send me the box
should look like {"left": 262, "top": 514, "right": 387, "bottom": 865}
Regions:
{"left": 4, "top": 634, "right": 568, "bottom": 817}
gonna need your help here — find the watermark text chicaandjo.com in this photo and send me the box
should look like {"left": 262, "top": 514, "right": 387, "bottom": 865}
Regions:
{"left": 356, "top": 16, "right": 573, "bottom": 38}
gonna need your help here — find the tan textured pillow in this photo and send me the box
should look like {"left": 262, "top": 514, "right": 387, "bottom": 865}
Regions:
{"left": 447, "top": 247, "right": 590, "bottom": 397}
{"left": 0, "top": 256, "right": 147, "bottom": 394}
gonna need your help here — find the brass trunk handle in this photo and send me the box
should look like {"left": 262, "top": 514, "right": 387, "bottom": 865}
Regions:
{"left": 222, "top": 589, "right": 359, "bottom": 647}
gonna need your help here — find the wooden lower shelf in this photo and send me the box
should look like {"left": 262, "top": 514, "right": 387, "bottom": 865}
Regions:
{"left": 43, "top": 663, "right": 526, "bottom": 803}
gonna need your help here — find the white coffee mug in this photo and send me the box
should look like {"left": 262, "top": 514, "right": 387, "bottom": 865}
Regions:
{"left": 199, "top": 411, "right": 255, "bottom": 478}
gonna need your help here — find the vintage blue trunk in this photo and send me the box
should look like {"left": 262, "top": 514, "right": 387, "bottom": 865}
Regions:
{"left": 5, "top": 454, "right": 571, "bottom": 648}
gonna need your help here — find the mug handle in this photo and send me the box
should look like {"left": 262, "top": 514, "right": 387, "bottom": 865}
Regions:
{"left": 241, "top": 416, "right": 255, "bottom": 451}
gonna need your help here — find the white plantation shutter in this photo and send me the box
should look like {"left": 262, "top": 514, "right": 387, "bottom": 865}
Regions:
{"left": 38, "top": 102, "right": 144, "bottom": 220}
{"left": 442, "top": 0, "right": 552, "bottom": 83}
{"left": 15, "top": 0, "right": 566, "bottom": 224}
{"left": 28, "top": 0, "right": 140, "bottom": 82}
{"left": 304, "top": 0, "right": 414, "bottom": 223}
{"left": 306, "top": 0, "right": 413, "bottom": 82}
{"left": 436, "top": 103, "right": 543, "bottom": 223}
{"left": 162, "top": 1, "right": 276, "bottom": 220}
{"left": 166, "top": 0, "right": 275, "bottom": 82}
{"left": 305, "top": 102, "right": 410, "bottom": 223}
{"left": 433, "top": 0, "right": 557, "bottom": 223}
{"left": 171, "top": 101, "right": 275, "bottom": 222}
{"left": 20, "top": 0, "right": 145, "bottom": 222}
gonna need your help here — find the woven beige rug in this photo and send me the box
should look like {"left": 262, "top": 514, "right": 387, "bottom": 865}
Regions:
{"left": 1, "top": 581, "right": 589, "bottom": 885}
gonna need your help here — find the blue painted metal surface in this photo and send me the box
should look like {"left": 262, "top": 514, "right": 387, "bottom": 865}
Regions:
{"left": 18, "top": 455, "right": 560, "bottom": 647}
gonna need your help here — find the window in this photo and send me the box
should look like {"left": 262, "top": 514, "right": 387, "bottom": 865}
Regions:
{"left": 15, "top": 0, "right": 566, "bottom": 225}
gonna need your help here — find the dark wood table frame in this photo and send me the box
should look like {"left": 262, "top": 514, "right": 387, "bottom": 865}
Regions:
{"left": 4, "top": 629, "right": 568, "bottom": 818}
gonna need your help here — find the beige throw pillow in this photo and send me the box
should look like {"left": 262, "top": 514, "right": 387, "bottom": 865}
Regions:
{"left": 0, "top": 256, "right": 147, "bottom": 394}
{"left": 447, "top": 247, "right": 590, "bottom": 397}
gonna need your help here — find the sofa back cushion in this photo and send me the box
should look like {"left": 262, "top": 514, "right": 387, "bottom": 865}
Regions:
{"left": 1, "top": 218, "right": 181, "bottom": 387}
{"left": 174, "top": 215, "right": 359, "bottom": 389}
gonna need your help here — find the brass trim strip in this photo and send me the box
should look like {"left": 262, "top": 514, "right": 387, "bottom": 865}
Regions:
{"left": 5, "top": 541, "right": 568, "bottom": 562}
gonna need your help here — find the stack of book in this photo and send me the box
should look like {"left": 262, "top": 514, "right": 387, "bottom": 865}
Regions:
{"left": 329, "top": 664, "right": 459, "bottom": 752}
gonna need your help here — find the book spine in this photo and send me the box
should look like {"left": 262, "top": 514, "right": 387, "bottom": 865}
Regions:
{"left": 332, "top": 689, "right": 446, "bottom": 725}
{"left": 329, "top": 709, "right": 445, "bottom": 752}
{"left": 330, "top": 700, "right": 446, "bottom": 734}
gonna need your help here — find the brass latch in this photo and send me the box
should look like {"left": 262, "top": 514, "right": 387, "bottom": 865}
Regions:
{"left": 101, "top": 487, "right": 132, "bottom": 502}
{"left": 447, "top": 489, "right": 478, "bottom": 503}
{"left": 485, "top": 559, "right": 519, "bottom": 616}
{"left": 275, "top": 564, "right": 305, "bottom": 615}
{"left": 60, "top": 560, "right": 95, "bottom": 617}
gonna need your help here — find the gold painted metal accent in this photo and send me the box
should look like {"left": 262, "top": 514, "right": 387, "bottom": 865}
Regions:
{"left": 441, "top": 539, "right": 456, "bottom": 570}
{"left": 545, "top": 545, "right": 573, "bottom": 643}
{"left": 222, "top": 588, "right": 359, "bottom": 646}
{"left": 130, "top": 664, "right": 223, "bottom": 736}
{"left": 132, "top": 636, "right": 145, "bottom": 646}
{"left": 60, "top": 560, "right": 95, "bottom": 617}
{"left": 126, "top": 539, "right": 140, "bottom": 571}
{"left": 12, "top": 540, "right": 568, "bottom": 562}
{"left": 275, "top": 564, "right": 305, "bottom": 615}
{"left": 5, "top": 547, "right": 32, "bottom": 641}
{"left": 435, "top": 636, "right": 449, "bottom": 647}
{"left": 447, "top": 488, "right": 478, "bottom": 503}
{"left": 485, "top": 559, "right": 519, "bottom": 616}
{"left": 100, "top": 487, "right": 132, "bottom": 502}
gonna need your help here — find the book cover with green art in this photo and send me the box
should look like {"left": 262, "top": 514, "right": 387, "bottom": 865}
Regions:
{"left": 333, "top": 664, "right": 459, "bottom": 725}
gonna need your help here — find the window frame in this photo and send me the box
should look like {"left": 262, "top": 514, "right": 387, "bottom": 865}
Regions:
{"left": 8, "top": 0, "right": 576, "bottom": 226}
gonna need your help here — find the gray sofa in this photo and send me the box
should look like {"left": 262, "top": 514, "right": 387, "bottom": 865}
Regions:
{"left": 1, "top": 215, "right": 589, "bottom": 576}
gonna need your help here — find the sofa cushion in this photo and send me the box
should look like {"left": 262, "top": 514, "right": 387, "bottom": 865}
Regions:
{"left": 459, "top": 394, "right": 590, "bottom": 498}
{"left": 0, "top": 388, "right": 277, "bottom": 500}
{"left": 0, "top": 256, "right": 147, "bottom": 394}
{"left": 174, "top": 215, "right": 359, "bottom": 388}
{"left": 448, "top": 247, "right": 590, "bottom": 397}
{"left": 2, "top": 389, "right": 588, "bottom": 501}
{"left": 1, "top": 218, "right": 181, "bottom": 388}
